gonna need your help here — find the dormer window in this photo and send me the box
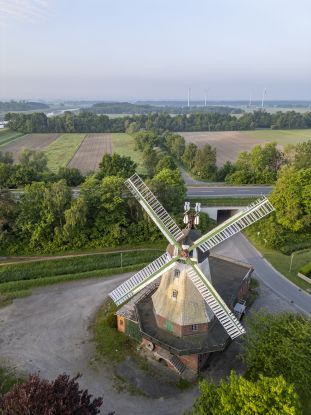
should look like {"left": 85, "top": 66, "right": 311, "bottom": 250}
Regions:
{"left": 174, "top": 269, "right": 180, "bottom": 278}
{"left": 172, "top": 289, "right": 178, "bottom": 299}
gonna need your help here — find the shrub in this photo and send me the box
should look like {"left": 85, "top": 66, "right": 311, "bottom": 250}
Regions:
{"left": 299, "top": 262, "right": 311, "bottom": 277}
{"left": 0, "top": 373, "right": 104, "bottom": 415}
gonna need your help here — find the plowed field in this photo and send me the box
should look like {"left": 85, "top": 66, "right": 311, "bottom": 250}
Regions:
{"left": 181, "top": 131, "right": 267, "bottom": 166}
{"left": 181, "top": 129, "right": 311, "bottom": 166}
{"left": 68, "top": 133, "right": 112, "bottom": 173}
{"left": 0, "top": 133, "right": 60, "bottom": 161}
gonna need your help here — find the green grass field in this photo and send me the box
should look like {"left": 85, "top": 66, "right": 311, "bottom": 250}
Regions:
{"left": 0, "top": 250, "right": 162, "bottom": 306}
{"left": 111, "top": 133, "right": 146, "bottom": 174}
{"left": 247, "top": 129, "right": 311, "bottom": 145}
{"left": 246, "top": 236, "right": 311, "bottom": 291}
{"left": 0, "top": 129, "right": 24, "bottom": 147}
{"left": 43, "top": 133, "right": 85, "bottom": 172}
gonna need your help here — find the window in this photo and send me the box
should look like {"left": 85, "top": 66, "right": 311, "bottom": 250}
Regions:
{"left": 191, "top": 324, "right": 198, "bottom": 331}
{"left": 174, "top": 269, "right": 180, "bottom": 278}
{"left": 172, "top": 289, "right": 178, "bottom": 299}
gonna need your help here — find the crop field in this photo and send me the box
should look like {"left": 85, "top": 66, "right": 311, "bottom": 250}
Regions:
{"left": 0, "top": 129, "right": 25, "bottom": 147}
{"left": 43, "top": 133, "right": 85, "bottom": 172}
{"left": 0, "top": 133, "right": 60, "bottom": 161}
{"left": 111, "top": 133, "right": 146, "bottom": 174}
{"left": 68, "top": 133, "right": 113, "bottom": 173}
{"left": 181, "top": 129, "right": 311, "bottom": 166}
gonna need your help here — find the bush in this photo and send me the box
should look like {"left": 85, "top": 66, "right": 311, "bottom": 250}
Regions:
{"left": 299, "top": 262, "right": 311, "bottom": 277}
{"left": 0, "top": 373, "right": 103, "bottom": 414}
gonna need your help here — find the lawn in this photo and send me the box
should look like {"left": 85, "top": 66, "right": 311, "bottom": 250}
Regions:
{"left": 246, "top": 235, "right": 311, "bottom": 291}
{"left": 43, "top": 133, "right": 85, "bottom": 172}
{"left": 0, "top": 129, "right": 24, "bottom": 147}
{"left": 247, "top": 129, "right": 311, "bottom": 145}
{"left": 111, "top": 133, "right": 146, "bottom": 174}
{"left": 0, "top": 250, "right": 163, "bottom": 306}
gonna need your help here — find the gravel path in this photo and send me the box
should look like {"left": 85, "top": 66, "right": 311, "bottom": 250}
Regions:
{"left": 0, "top": 236, "right": 308, "bottom": 414}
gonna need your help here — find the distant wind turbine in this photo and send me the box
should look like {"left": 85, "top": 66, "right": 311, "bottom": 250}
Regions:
{"left": 261, "top": 88, "right": 267, "bottom": 108}
{"left": 187, "top": 88, "right": 191, "bottom": 108}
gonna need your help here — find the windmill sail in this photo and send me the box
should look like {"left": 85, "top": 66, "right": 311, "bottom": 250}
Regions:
{"left": 191, "top": 197, "right": 274, "bottom": 253}
{"left": 187, "top": 264, "right": 245, "bottom": 339}
{"left": 109, "top": 253, "right": 176, "bottom": 306}
{"left": 125, "top": 173, "right": 183, "bottom": 247}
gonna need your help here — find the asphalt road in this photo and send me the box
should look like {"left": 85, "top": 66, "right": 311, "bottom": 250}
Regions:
{"left": 0, "top": 235, "right": 309, "bottom": 415}
{"left": 187, "top": 185, "right": 272, "bottom": 198}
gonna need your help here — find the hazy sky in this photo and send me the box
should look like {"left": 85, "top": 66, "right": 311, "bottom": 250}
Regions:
{"left": 1, "top": 0, "right": 311, "bottom": 101}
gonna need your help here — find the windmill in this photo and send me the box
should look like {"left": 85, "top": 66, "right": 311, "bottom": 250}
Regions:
{"left": 109, "top": 173, "right": 274, "bottom": 342}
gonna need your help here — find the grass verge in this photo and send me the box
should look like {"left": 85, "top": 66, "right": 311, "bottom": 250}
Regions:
{"left": 0, "top": 367, "right": 23, "bottom": 394}
{"left": 188, "top": 197, "right": 257, "bottom": 206}
{"left": 111, "top": 133, "right": 146, "bottom": 175}
{"left": 245, "top": 234, "right": 311, "bottom": 291}
{"left": 43, "top": 133, "right": 85, "bottom": 171}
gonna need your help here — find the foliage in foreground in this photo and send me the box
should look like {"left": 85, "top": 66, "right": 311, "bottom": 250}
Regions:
{"left": 191, "top": 372, "right": 301, "bottom": 415}
{"left": 242, "top": 311, "right": 311, "bottom": 401}
{"left": 0, "top": 373, "right": 103, "bottom": 415}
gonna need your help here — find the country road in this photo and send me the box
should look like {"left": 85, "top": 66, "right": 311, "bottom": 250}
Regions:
{"left": 0, "top": 235, "right": 309, "bottom": 415}
{"left": 6, "top": 184, "right": 273, "bottom": 200}
{"left": 187, "top": 185, "right": 272, "bottom": 198}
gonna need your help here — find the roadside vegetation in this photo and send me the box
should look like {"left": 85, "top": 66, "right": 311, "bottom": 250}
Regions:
{"left": 0, "top": 250, "right": 162, "bottom": 306}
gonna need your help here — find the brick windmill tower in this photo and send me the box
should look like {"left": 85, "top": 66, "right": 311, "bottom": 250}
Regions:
{"left": 109, "top": 174, "right": 274, "bottom": 374}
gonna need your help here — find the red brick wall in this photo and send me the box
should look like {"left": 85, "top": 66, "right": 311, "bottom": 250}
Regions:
{"left": 181, "top": 323, "right": 208, "bottom": 336}
{"left": 180, "top": 354, "right": 199, "bottom": 372}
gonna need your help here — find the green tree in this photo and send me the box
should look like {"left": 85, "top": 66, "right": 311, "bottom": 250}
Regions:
{"left": 81, "top": 175, "right": 128, "bottom": 246}
{"left": 57, "top": 167, "right": 84, "bottom": 186}
{"left": 191, "top": 372, "right": 301, "bottom": 415}
{"left": 155, "top": 155, "right": 177, "bottom": 173}
{"left": 149, "top": 168, "right": 186, "bottom": 214}
{"left": 61, "top": 197, "right": 88, "bottom": 247}
{"left": 182, "top": 143, "right": 198, "bottom": 170}
{"left": 0, "top": 191, "right": 17, "bottom": 250}
{"left": 293, "top": 140, "right": 311, "bottom": 169}
{"left": 270, "top": 166, "right": 311, "bottom": 232}
{"left": 18, "top": 149, "right": 48, "bottom": 173}
{"left": 142, "top": 147, "right": 158, "bottom": 177}
{"left": 97, "top": 153, "right": 136, "bottom": 179}
{"left": 0, "top": 151, "right": 13, "bottom": 165}
{"left": 242, "top": 311, "right": 311, "bottom": 401}
{"left": 192, "top": 144, "right": 217, "bottom": 180}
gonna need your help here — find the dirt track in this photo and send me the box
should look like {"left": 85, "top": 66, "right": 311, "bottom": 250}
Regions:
{"left": 1, "top": 133, "right": 60, "bottom": 161}
{"left": 68, "top": 133, "right": 113, "bottom": 173}
{"left": 180, "top": 131, "right": 267, "bottom": 166}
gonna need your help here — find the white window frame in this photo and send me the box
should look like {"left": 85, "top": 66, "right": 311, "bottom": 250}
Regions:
{"left": 191, "top": 324, "right": 198, "bottom": 331}
{"left": 172, "top": 289, "right": 178, "bottom": 299}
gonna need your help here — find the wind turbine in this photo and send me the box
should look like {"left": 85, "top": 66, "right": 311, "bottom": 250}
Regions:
{"left": 261, "top": 88, "right": 267, "bottom": 108}
{"left": 109, "top": 173, "right": 275, "bottom": 340}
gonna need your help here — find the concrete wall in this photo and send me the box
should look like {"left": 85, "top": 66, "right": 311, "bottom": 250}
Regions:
{"left": 201, "top": 207, "right": 243, "bottom": 221}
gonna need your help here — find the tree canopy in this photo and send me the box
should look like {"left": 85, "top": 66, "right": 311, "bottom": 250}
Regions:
{"left": 97, "top": 153, "right": 136, "bottom": 179}
{"left": 191, "top": 372, "right": 301, "bottom": 415}
{"left": 242, "top": 311, "right": 311, "bottom": 401}
{"left": 0, "top": 373, "right": 103, "bottom": 415}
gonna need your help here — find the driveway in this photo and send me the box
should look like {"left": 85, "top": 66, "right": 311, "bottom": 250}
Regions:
{"left": 0, "top": 235, "right": 309, "bottom": 415}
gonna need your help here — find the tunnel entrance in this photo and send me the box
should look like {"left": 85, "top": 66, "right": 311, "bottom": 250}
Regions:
{"left": 217, "top": 209, "right": 239, "bottom": 224}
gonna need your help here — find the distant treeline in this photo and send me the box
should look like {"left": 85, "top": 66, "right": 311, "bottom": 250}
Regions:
{"left": 0, "top": 101, "right": 49, "bottom": 111}
{"left": 82, "top": 102, "right": 243, "bottom": 115}
{"left": 5, "top": 110, "right": 311, "bottom": 133}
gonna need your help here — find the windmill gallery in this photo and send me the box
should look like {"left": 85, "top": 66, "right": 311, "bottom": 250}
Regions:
{"left": 109, "top": 174, "right": 275, "bottom": 376}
